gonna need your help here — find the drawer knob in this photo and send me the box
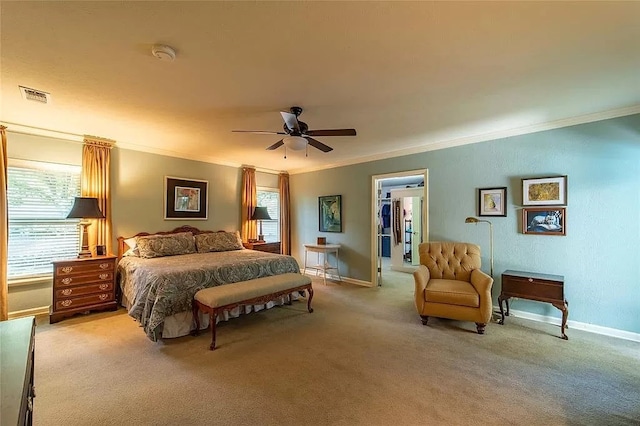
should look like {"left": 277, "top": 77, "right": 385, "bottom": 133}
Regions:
{"left": 99, "top": 263, "right": 110, "bottom": 269}
{"left": 99, "top": 273, "right": 109, "bottom": 280}
{"left": 61, "top": 266, "right": 73, "bottom": 273}
{"left": 62, "top": 277, "right": 73, "bottom": 285}
{"left": 61, "top": 300, "right": 72, "bottom": 307}
{"left": 528, "top": 278, "right": 533, "bottom": 282}
{"left": 99, "top": 294, "right": 108, "bottom": 301}
{"left": 62, "top": 289, "right": 73, "bottom": 296}
{"left": 99, "top": 284, "right": 109, "bottom": 290}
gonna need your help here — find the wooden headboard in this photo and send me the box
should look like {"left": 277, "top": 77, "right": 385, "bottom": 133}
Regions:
{"left": 117, "top": 225, "right": 221, "bottom": 261}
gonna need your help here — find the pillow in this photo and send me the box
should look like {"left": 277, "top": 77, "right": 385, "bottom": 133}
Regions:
{"left": 137, "top": 232, "right": 196, "bottom": 258}
{"left": 122, "top": 237, "right": 139, "bottom": 257}
{"left": 195, "top": 231, "right": 243, "bottom": 253}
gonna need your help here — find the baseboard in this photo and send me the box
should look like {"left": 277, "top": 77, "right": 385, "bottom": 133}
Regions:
{"left": 303, "top": 272, "right": 372, "bottom": 287}
{"left": 493, "top": 305, "right": 640, "bottom": 343}
{"left": 8, "top": 306, "right": 50, "bottom": 321}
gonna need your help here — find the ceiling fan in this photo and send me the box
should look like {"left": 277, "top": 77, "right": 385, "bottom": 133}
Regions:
{"left": 232, "top": 106, "right": 356, "bottom": 154}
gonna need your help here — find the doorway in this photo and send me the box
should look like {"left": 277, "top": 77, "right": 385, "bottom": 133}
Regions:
{"left": 371, "top": 170, "right": 429, "bottom": 286}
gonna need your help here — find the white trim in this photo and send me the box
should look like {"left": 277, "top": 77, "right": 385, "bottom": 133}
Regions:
{"left": 6, "top": 105, "right": 639, "bottom": 176}
{"left": 8, "top": 306, "right": 50, "bottom": 320}
{"left": 288, "top": 104, "right": 640, "bottom": 175}
{"left": 8, "top": 275, "right": 52, "bottom": 288}
{"left": 495, "top": 306, "right": 640, "bottom": 343}
{"left": 303, "top": 272, "right": 372, "bottom": 288}
{"left": 371, "top": 170, "right": 428, "bottom": 287}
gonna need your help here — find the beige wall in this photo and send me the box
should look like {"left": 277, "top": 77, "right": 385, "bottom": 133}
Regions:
{"left": 6, "top": 132, "right": 244, "bottom": 315}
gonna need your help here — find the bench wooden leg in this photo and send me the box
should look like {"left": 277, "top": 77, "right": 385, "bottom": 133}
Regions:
{"left": 192, "top": 300, "right": 201, "bottom": 336}
{"left": 209, "top": 309, "right": 217, "bottom": 351}
{"left": 307, "top": 285, "right": 314, "bottom": 313}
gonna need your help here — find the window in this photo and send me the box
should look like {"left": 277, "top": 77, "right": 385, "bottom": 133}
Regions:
{"left": 257, "top": 188, "right": 280, "bottom": 243}
{"left": 7, "top": 159, "right": 81, "bottom": 280}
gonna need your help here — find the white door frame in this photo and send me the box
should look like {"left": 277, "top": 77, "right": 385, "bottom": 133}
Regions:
{"left": 370, "top": 169, "right": 429, "bottom": 286}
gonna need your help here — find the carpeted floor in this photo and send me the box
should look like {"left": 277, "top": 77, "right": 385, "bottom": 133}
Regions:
{"left": 33, "top": 271, "right": 640, "bottom": 426}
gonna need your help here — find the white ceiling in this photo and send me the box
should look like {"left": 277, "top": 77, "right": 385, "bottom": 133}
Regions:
{"left": 2, "top": 2, "right": 639, "bottom": 174}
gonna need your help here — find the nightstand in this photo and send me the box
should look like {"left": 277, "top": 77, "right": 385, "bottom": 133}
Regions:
{"left": 243, "top": 241, "right": 281, "bottom": 254}
{"left": 50, "top": 255, "right": 118, "bottom": 323}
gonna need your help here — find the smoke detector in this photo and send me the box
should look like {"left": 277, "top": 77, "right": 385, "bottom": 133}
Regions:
{"left": 152, "top": 44, "right": 176, "bottom": 62}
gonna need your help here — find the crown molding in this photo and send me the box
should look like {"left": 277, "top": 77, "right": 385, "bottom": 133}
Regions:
{"left": 287, "top": 104, "right": 640, "bottom": 175}
{"left": 5, "top": 104, "right": 639, "bottom": 175}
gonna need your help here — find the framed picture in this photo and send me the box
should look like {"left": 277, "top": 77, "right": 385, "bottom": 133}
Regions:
{"left": 164, "top": 176, "right": 208, "bottom": 220}
{"left": 522, "top": 175, "right": 567, "bottom": 206}
{"left": 522, "top": 207, "right": 566, "bottom": 236}
{"left": 478, "top": 187, "right": 507, "bottom": 217}
{"left": 319, "top": 195, "right": 342, "bottom": 232}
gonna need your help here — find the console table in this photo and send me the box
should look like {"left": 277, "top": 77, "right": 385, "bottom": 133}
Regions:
{"left": 303, "top": 244, "right": 342, "bottom": 285}
{"left": 499, "top": 270, "right": 568, "bottom": 340}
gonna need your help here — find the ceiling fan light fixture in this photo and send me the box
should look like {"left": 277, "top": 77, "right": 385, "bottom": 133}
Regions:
{"left": 283, "top": 135, "right": 307, "bottom": 151}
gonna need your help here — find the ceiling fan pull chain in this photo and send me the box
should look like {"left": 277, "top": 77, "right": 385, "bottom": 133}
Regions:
{"left": 284, "top": 146, "right": 287, "bottom": 159}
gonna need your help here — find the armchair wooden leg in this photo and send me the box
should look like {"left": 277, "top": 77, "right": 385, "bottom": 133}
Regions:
{"left": 420, "top": 316, "right": 429, "bottom": 325}
{"left": 476, "top": 323, "right": 486, "bottom": 334}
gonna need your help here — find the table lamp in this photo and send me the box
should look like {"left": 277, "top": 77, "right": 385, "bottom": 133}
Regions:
{"left": 67, "top": 197, "right": 105, "bottom": 258}
{"left": 251, "top": 206, "right": 271, "bottom": 242}
{"left": 464, "top": 217, "right": 494, "bottom": 278}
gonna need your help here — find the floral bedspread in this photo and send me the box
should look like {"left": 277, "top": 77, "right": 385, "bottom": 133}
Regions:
{"left": 117, "top": 250, "right": 300, "bottom": 341}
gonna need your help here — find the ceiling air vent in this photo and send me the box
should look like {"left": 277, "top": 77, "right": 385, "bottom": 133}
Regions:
{"left": 19, "top": 86, "right": 51, "bottom": 104}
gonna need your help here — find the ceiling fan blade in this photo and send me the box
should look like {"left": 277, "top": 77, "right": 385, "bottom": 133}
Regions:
{"left": 280, "top": 111, "right": 300, "bottom": 132}
{"left": 266, "top": 140, "right": 284, "bottom": 150}
{"left": 305, "top": 129, "right": 357, "bottom": 137}
{"left": 305, "top": 137, "right": 333, "bottom": 153}
{"left": 232, "top": 130, "right": 287, "bottom": 135}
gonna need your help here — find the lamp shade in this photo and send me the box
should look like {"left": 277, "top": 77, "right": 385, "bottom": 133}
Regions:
{"left": 251, "top": 206, "right": 271, "bottom": 221}
{"left": 67, "top": 197, "right": 105, "bottom": 219}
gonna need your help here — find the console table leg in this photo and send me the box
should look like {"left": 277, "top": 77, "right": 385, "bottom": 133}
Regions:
{"left": 498, "top": 296, "right": 506, "bottom": 325}
{"left": 552, "top": 300, "right": 569, "bottom": 340}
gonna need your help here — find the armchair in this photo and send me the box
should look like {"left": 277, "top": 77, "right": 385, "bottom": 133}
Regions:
{"left": 413, "top": 242, "right": 494, "bottom": 334}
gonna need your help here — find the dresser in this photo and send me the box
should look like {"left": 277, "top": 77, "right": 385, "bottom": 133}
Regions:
{"left": 51, "top": 255, "right": 118, "bottom": 323}
{"left": 499, "top": 270, "right": 568, "bottom": 340}
{"left": 243, "top": 241, "right": 281, "bottom": 254}
{"left": 0, "top": 316, "right": 36, "bottom": 426}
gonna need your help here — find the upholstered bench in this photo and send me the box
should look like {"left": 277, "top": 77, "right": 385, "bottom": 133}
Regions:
{"left": 192, "top": 273, "right": 314, "bottom": 350}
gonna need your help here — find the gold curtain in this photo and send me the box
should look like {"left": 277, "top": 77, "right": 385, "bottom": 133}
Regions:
{"left": 279, "top": 172, "right": 291, "bottom": 255}
{"left": 81, "top": 137, "right": 114, "bottom": 255}
{"left": 0, "top": 126, "right": 8, "bottom": 320}
{"left": 241, "top": 167, "right": 257, "bottom": 242}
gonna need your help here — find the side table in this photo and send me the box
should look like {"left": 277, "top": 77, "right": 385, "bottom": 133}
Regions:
{"left": 499, "top": 269, "right": 568, "bottom": 340}
{"left": 303, "top": 244, "right": 342, "bottom": 285}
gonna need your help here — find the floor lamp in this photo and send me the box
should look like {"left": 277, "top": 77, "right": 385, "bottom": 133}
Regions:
{"left": 251, "top": 206, "right": 272, "bottom": 242}
{"left": 67, "top": 197, "right": 105, "bottom": 258}
{"left": 464, "top": 217, "right": 493, "bottom": 278}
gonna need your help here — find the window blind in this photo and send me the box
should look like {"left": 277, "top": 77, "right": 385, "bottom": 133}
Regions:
{"left": 257, "top": 189, "right": 280, "bottom": 243}
{"left": 7, "top": 161, "right": 81, "bottom": 279}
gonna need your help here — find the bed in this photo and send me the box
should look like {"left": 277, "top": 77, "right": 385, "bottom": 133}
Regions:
{"left": 116, "top": 226, "right": 301, "bottom": 341}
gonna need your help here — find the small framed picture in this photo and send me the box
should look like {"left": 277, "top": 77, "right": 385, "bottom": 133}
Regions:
{"left": 478, "top": 187, "right": 507, "bottom": 217}
{"left": 522, "top": 175, "right": 567, "bottom": 206}
{"left": 522, "top": 207, "right": 566, "bottom": 236}
{"left": 164, "top": 176, "right": 208, "bottom": 220}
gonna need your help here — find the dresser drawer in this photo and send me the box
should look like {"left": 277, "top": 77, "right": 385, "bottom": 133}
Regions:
{"left": 54, "top": 282, "right": 114, "bottom": 299}
{"left": 55, "top": 292, "right": 114, "bottom": 311}
{"left": 54, "top": 271, "right": 114, "bottom": 288}
{"left": 54, "top": 260, "right": 114, "bottom": 275}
